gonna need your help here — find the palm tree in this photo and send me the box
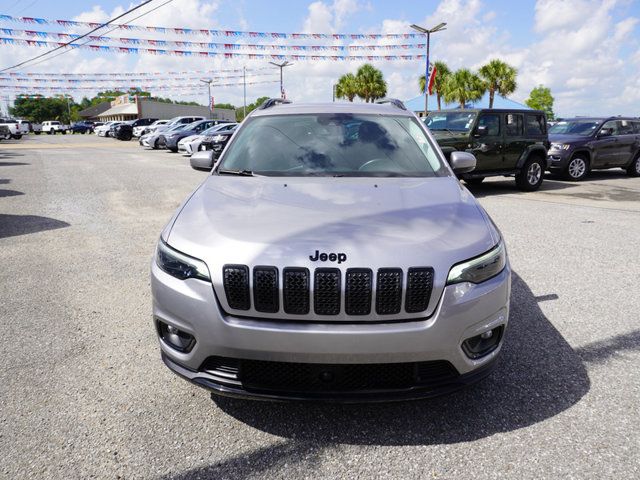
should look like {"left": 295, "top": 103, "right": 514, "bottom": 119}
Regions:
{"left": 335, "top": 73, "right": 359, "bottom": 102}
{"left": 443, "top": 68, "right": 485, "bottom": 109}
{"left": 355, "top": 64, "right": 387, "bottom": 103}
{"left": 419, "top": 60, "right": 451, "bottom": 110}
{"left": 478, "top": 59, "right": 517, "bottom": 108}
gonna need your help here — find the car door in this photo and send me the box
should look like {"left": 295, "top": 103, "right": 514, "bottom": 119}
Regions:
{"left": 502, "top": 113, "right": 525, "bottom": 169}
{"left": 592, "top": 120, "right": 625, "bottom": 167}
{"left": 471, "top": 113, "right": 504, "bottom": 171}
{"left": 614, "top": 119, "right": 639, "bottom": 166}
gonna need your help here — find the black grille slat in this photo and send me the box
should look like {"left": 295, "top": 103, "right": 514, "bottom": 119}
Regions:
{"left": 314, "top": 268, "right": 341, "bottom": 315}
{"left": 253, "top": 267, "right": 279, "bottom": 313}
{"left": 376, "top": 268, "right": 403, "bottom": 314}
{"left": 405, "top": 267, "right": 434, "bottom": 313}
{"left": 223, "top": 265, "right": 250, "bottom": 310}
{"left": 283, "top": 268, "right": 310, "bottom": 315}
{"left": 345, "top": 268, "right": 372, "bottom": 315}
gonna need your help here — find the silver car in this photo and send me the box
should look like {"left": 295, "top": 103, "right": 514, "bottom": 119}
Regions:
{"left": 151, "top": 99, "right": 511, "bottom": 401}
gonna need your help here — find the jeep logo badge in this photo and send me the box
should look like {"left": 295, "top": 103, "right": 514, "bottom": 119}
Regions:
{"left": 309, "top": 250, "right": 347, "bottom": 264}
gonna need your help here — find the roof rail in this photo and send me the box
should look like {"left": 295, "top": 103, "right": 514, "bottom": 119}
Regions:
{"left": 259, "top": 98, "right": 293, "bottom": 110}
{"left": 375, "top": 98, "right": 407, "bottom": 111}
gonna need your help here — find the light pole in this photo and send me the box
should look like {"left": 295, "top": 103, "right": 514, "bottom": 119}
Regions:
{"left": 268, "top": 61, "right": 293, "bottom": 99}
{"left": 243, "top": 66, "right": 247, "bottom": 119}
{"left": 410, "top": 22, "right": 446, "bottom": 116}
{"left": 199, "top": 78, "right": 213, "bottom": 118}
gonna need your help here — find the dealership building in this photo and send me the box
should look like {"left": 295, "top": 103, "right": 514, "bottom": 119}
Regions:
{"left": 79, "top": 95, "right": 235, "bottom": 122}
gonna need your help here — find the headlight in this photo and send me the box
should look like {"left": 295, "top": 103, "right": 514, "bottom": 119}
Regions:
{"left": 156, "top": 239, "right": 210, "bottom": 281}
{"left": 550, "top": 143, "right": 570, "bottom": 150}
{"left": 447, "top": 242, "right": 506, "bottom": 285}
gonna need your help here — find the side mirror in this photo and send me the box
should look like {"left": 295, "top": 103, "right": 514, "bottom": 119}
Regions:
{"left": 190, "top": 150, "right": 215, "bottom": 171}
{"left": 449, "top": 151, "right": 477, "bottom": 174}
{"left": 474, "top": 125, "right": 488, "bottom": 137}
{"left": 598, "top": 128, "right": 613, "bottom": 137}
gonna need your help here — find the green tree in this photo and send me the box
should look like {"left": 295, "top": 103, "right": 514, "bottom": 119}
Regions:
{"left": 214, "top": 103, "right": 236, "bottom": 111}
{"left": 235, "top": 96, "right": 269, "bottom": 121}
{"left": 10, "top": 95, "right": 76, "bottom": 123}
{"left": 335, "top": 73, "right": 359, "bottom": 102}
{"left": 443, "top": 69, "right": 485, "bottom": 109}
{"left": 355, "top": 64, "right": 387, "bottom": 103}
{"left": 525, "top": 85, "right": 555, "bottom": 119}
{"left": 419, "top": 60, "right": 451, "bottom": 110}
{"left": 479, "top": 59, "right": 518, "bottom": 108}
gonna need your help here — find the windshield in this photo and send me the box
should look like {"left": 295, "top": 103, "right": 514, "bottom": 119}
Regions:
{"left": 425, "top": 111, "right": 477, "bottom": 132}
{"left": 218, "top": 114, "right": 446, "bottom": 177}
{"left": 549, "top": 120, "right": 600, "bottom": 136}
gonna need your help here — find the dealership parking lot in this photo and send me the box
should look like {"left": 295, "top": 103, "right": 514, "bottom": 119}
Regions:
{"left": 1, "top": 134, "right": 639, "bottom": 479}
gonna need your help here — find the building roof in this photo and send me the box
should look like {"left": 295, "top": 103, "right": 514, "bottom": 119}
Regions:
{"left": 78, "top": 101, "right": 111, "bottom": 118}
{"left": 97, "top": 103, "right": 138, "bottom": 117}
{"left": 405, "top": 92, "right": 531, "bottom": 112}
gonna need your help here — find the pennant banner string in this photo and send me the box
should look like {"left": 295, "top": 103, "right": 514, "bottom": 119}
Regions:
{"left": 0, "top": 37, "right": 426, "bottom": 61}
{"left": 0, "top": 28, "right": 426, "bottom": 51}
{"left": 0, "top": 13, "right": 424, "bottom": 40}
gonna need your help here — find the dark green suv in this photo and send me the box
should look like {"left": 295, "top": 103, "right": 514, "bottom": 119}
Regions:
{"left": 425, "top": 109, "right": 550, "bottom": 191}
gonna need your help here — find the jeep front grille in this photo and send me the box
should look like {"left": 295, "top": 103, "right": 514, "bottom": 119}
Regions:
{"left": 221, "top": 265, "right": 434, "bottom": 319}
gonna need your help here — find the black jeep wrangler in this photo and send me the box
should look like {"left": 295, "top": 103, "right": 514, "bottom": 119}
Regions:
{"left": 425, "top": 109, "right": 550, "bottom": 191}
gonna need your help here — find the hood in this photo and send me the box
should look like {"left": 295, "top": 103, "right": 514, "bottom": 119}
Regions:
{"left": 165, "top": 176, "right": 499, "bottom": 321}
{"left": 549, "top": 133, "right": 592, "bottom": 144}
{"left": 430, "top": 130, "right": 470, "bottom": 145}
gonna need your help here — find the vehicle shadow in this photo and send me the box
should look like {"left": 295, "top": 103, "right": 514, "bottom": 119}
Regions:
{"left": 0, "top": 162, "right": 29, "bottom": 167}
{"left": 0, "top": 214, "right": 70, "bottom": 239}
{"left": 466, "top": 177, "right": 578, "bottom": 197}
{"left": 0, "top": 189, "right": 24, "bottom": 198}
{"left": 208, "top": 272, "right": 589, "bottom": 447}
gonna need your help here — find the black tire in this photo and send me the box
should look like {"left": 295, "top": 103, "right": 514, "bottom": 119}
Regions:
{"left": 11, "top": 134, "right": 22, "bottom": 140}
{"left": 153, "top": 139, "right": 160, "bottom": 150}
{"left": 564, "top": 154, "right": 589, "bottom": 181}
{"left": 34, "top": 131, "right": 41, "bottom": 135}
{"left": 61, "top": 130, "right": 67, "bottom": 135}
{"left": 627, "top": 154, "right": 640, "bottom": 177}
{"left": 464, "top": 177, "right": 485, "bottom": 185}
{"left": 515, "top": 156, "right": 545, "bottom": 191}
{"left": 47, "top": 130, "right": 52, "bottom": 135}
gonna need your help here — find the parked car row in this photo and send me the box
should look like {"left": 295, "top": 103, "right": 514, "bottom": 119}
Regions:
{"left": 425, "top": 109, "right": 640, "bottom": 189}
{"left": 94, "top": 115, "right": 239, "bottom": 165}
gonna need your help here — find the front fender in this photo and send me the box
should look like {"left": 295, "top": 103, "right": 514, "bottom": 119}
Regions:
{"left": 516, "top": 145, "right": 548, "bottom": 169}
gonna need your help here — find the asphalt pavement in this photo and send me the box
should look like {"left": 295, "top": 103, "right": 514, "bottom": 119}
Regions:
{"left": 1, "top": 134, "right": 638, "bottom": 479}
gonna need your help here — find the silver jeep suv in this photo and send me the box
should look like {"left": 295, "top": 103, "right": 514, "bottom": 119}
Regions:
{"left": 151, "top": 99, "right": 511, "bottom": 401}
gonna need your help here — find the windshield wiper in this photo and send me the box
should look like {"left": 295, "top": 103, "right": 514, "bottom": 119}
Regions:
{"left": 217, "top": 169, "right": 255, "bottom": 176}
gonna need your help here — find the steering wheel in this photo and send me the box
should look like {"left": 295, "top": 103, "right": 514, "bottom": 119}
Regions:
{"left": 358, "top": 158, "right": 388, "bottom": 171}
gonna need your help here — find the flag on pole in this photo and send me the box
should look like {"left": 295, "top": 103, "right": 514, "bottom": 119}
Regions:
{"left": 210, "top": 96, "right": 215, "bottom": 110}
{"left": 427, "top": 63, "right": 437, "bottom": 95}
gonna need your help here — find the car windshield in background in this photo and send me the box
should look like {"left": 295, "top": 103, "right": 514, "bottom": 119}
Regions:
{"left": 549, "top": 120, "right": 600, "bottom": 136}
{"left": 425, "top": 111, "right": 477, "bottom": 132}
{"left": 218, "top": 114, "right": 445, "bottom": 177}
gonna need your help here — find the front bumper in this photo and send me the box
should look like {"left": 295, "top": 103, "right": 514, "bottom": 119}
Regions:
{"left": 151, "top": 262, "right": 511, "bottom": 401}
{"left": 547, "top": 149, "right": 571, "bottom": 171}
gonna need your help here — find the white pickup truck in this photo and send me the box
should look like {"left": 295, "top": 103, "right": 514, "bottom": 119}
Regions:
{"left": 42, "top": 121, "right": 70, "bottom": 135}
{"left": 0, "top": 118, "right": 23, "bottom": 139}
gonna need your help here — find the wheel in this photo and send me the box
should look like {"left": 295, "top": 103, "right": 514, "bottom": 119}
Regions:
{"left": 35, "top": 131, "right": 41, "bottom": 135}
{"left": 47, "top": 130, "right": 52, "bottom": 135}
{"left": 11, "top": 134, "right": 22, "bottom": 139}
{"left": 153, "top": 139, "right": 160, "bottom": 149}
{"left": 464, "top": 177, "right": 485, "bottom": 186}
{"left": 625, "top": 153, "right": 640, "bottom": 177}
{"left": 61, "top": 130, "right": 67, "bottom": 135}
{"left": 564, "top": 154, "right": 588, "bottom": 181}
{"left": 81, "top": 130, "right": 86, "bottom": 134}
{"left": 516, "top": 156, "right": 545, "bottom": 191}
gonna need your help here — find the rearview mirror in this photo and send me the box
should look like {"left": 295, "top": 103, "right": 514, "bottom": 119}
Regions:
{"left": 190, "top": 150, "right": 215, "bottom": 171}
{"left": 474, "top": 125, "right": 488, "bottom": 137}
{"left": 449, "top": 151, "right": 476, "bottom": 174}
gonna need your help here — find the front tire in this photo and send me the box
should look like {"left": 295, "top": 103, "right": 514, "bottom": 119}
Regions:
{"left": 516, "top": 156, "right": 545, "bottom": 191}
{"left": 34, "top": 131, "right": 41, "bottom": 135}
{"left": 627, "top": 154, "right": 640, "bottom": 177}
{"left": 11, "top": 134, "right": 22, "bottom": 139}
{"left": 61, "top": 130, "right": 67, "bottom": 135}
{"left": 564, "top": 154, "right": 588, "bottom": 181}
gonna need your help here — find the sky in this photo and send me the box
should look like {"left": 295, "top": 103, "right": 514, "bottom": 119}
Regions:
{"left": 0, "top": 0, "right": 639, "bottom": 117}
